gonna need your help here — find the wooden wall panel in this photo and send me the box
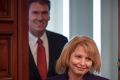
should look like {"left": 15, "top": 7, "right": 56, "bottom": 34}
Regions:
{"left": 0, "top": 34, "right": 13, "bottom": 79}
{"left": 0, "top": 0, "right": 28, "bottom": 79}
{"left": 0, "top": 0, "right": 18, "bottom": 79}
{"left": 0, "top": 0, "right": 14, "bottom": 21}
{"left": 0, "top": 0, "right": 10, "bottom": 17}
{"left": 0, "top": 35, "right": 10, "bottom": 76}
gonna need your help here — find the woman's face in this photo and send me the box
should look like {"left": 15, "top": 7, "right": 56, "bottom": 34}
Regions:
{"left": 68, "top": 45, "right": 93, "bottom": 76}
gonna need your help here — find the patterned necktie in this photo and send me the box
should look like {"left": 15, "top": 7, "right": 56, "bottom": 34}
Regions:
{"left": 37, "top": 38, "right": 47, "bottom": 80}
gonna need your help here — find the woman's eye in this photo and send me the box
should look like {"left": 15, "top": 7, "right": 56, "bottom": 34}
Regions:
{"left": 75, "top": 55, "right": 82, "bottom": 58}
{"left": 86, "top": 57, "right": 91, "bottom": 61}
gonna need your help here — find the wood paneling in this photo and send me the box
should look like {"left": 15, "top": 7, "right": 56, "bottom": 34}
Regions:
{"left": 0, "top": 0, "right": 13, "bottom": 21}
{"left": 0, "top": 0, "right": 10, "bottom": 17}
{"left": 0, "top": 35, "right": 10, "bottom": 76}
{"left": 0, "top": 0, "right": 28, "bottom": 79}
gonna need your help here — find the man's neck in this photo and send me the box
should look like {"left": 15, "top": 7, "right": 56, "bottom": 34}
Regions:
{"left": 30, "top": 30, "right": 45, "bottom": 37}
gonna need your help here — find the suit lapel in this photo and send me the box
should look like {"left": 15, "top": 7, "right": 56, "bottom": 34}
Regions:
{"left": 46, "top": 31, "right": 58, "bottom": 77}
{"left": 29, "top": 48, "right": 40, "bottom": 80}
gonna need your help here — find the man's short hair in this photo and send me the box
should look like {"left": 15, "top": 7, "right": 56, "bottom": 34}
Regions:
{"left": 28, "top": 0, "right": 51, "bottom": 10}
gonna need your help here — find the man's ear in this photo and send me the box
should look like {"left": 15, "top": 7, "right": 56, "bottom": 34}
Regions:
{"left": 48, "top": 16, "right": 50, "bottom": 21}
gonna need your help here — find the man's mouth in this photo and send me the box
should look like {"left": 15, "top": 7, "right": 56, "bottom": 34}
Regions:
{"left": 34, "top": 20, "right": 44, "bottom": 26}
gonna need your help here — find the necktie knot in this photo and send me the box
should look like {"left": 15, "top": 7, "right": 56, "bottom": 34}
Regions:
{"left": 37, "top": 38, "right": 43, "bottom": 44}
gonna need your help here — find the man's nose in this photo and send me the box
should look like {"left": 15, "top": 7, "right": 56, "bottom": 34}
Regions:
{"left": 37, "top": 14, "right": 44, "bottom": 20}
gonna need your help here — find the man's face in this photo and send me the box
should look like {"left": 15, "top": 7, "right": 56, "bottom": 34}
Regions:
{"left": 29, "top": 2, "right": 50, "bottom": 36}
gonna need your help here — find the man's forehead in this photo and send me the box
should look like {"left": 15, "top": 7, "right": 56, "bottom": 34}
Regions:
{"left": 30, "top": 2, "right": 49, "bottom": 11}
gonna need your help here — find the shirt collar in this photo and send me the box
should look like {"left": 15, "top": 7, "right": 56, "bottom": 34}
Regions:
{"left": 29, "top": 31, "right": 47, "bottom": 46}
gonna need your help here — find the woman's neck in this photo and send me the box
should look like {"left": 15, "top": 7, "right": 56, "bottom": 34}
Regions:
{"left": 68, "top": 70, "right": 83, "bottom": 80}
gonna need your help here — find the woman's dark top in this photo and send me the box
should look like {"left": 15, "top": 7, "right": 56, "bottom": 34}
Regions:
{"left": 47, "top": 72, "right": 109, "bottom": 80}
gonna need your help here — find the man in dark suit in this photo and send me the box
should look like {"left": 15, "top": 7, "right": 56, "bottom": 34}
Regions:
{"left": 28, "top": 0, "right": 68, "bottom": 80}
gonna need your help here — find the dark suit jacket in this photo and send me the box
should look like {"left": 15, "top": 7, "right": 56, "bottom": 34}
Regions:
{"left": 29, "top": 30, "right": 68, "bottom": 80}
{"left": 47, "top": 72, "right": 109, "bottom": 80}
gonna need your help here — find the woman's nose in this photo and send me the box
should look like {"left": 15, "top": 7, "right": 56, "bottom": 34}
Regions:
{"left": 80, "top": 59, "right": 86, "bottom": 66}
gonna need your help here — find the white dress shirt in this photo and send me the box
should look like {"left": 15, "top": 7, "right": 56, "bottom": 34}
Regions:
{"left": 29, "top": 32, "right": 49, "bottom": 69}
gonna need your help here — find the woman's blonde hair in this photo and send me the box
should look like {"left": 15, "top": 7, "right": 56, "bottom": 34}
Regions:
{"left": 56, "top": 35, "right": 101, "bottom": 74}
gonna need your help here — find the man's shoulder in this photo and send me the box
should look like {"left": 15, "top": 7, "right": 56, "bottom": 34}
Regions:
{"left": 46, "top": 30, "right": 67, "bottom": 39}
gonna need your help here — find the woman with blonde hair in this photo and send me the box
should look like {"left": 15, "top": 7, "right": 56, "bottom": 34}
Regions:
{"left": 48, "top": 35, "right": 109, "bottom": 80}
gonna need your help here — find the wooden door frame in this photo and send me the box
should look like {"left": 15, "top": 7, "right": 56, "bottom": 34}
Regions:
{"left": 18, "top": 0, "right": 29, "bottom": 80}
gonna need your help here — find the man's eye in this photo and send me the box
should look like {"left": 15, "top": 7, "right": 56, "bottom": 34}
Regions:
{"left": 42, "top": 11, "right": 49, "bottom": 15}
{"left": 32, "top": 11, "right": 39, "bottom": 14}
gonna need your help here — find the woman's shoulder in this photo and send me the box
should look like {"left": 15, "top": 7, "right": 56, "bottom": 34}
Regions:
{"left": 47, "top": 73, "right": 109, "bottom": 80}
{"left": 47, "top": 74, "right": 68, "bottom": 80}
{"left": 84, "top": 73, "right": 109, "bottom": 80}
